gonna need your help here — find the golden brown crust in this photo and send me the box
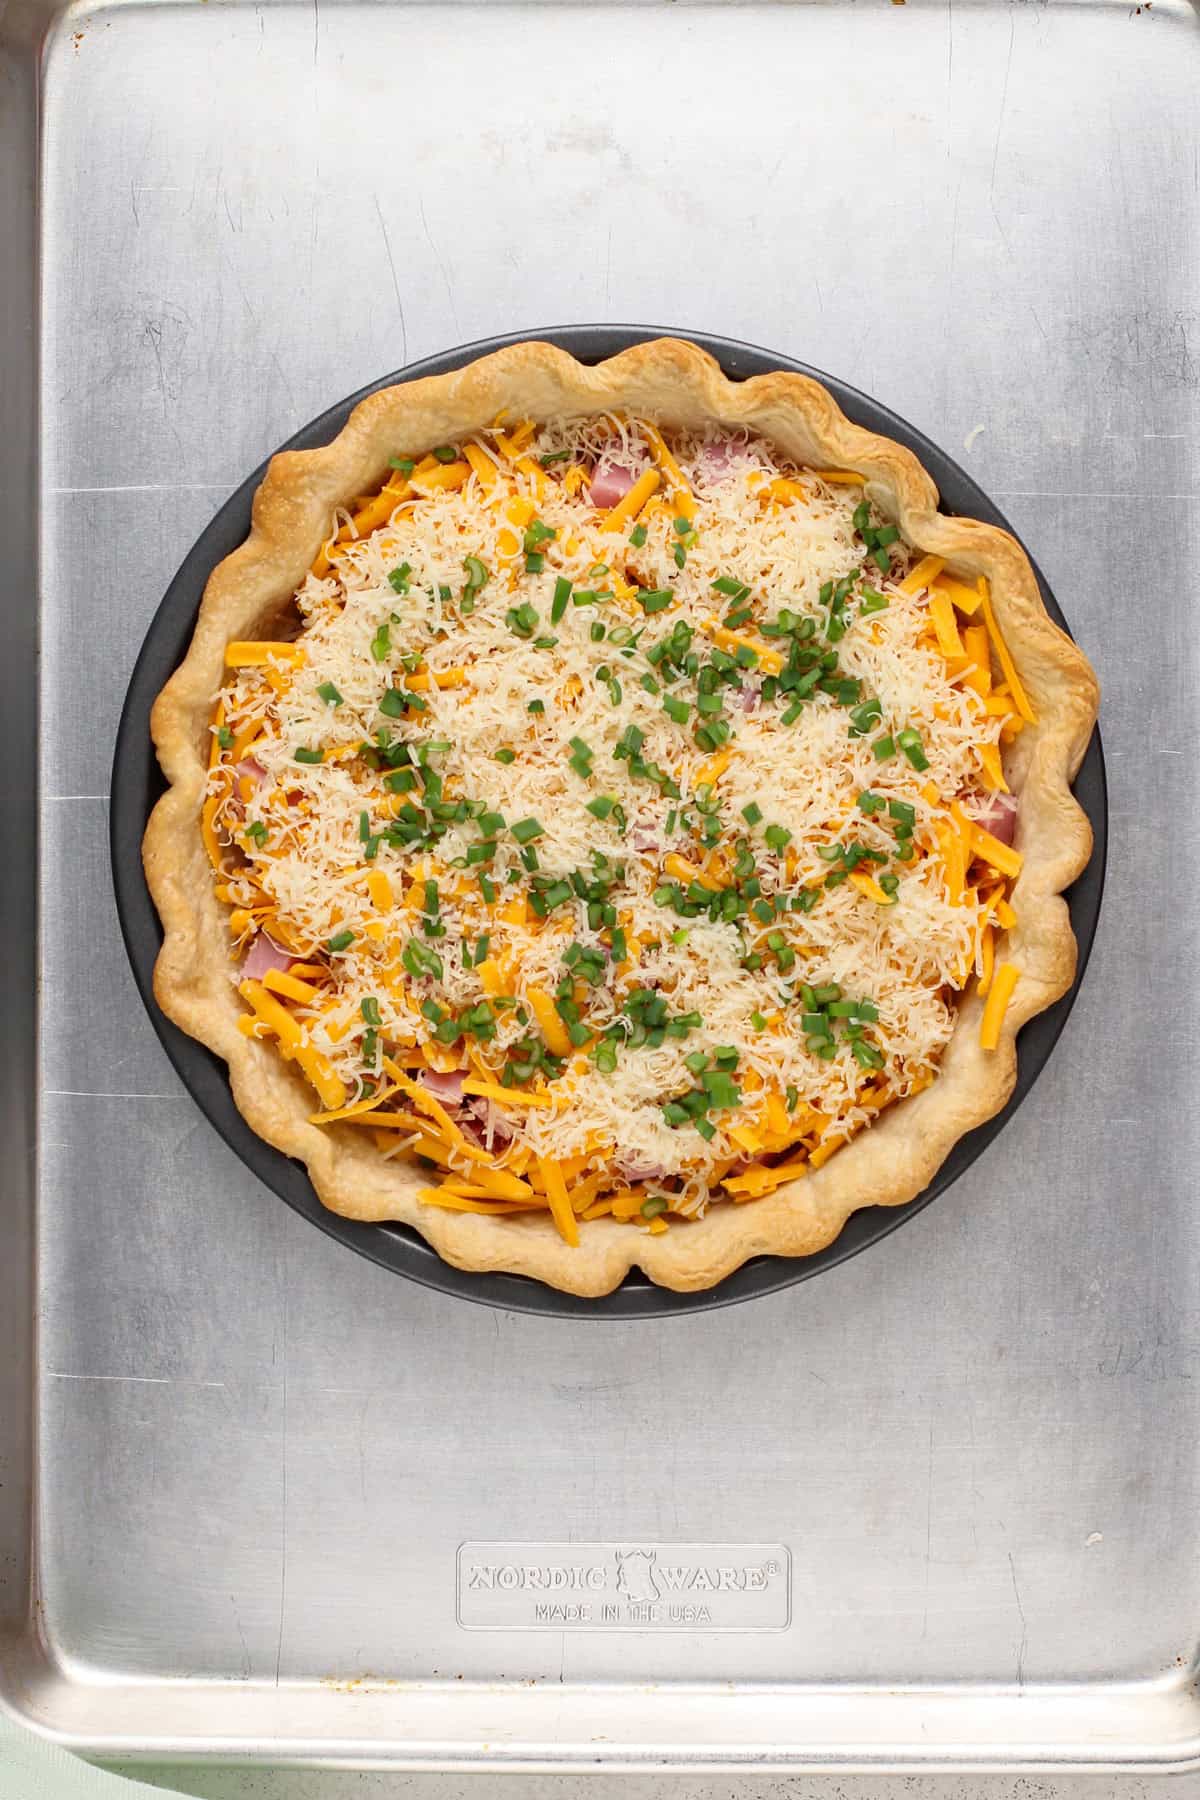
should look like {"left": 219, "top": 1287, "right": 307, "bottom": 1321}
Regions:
{"left": 144, "top": 338, "right": 1099, "bottom": 1296}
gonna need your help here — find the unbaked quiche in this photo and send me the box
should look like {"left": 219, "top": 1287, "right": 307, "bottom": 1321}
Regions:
{"left": 145, "top": 339, "right": 1098, "bottom": 1295}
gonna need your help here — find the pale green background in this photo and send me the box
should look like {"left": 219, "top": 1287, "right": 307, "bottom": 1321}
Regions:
{"left": 0, "top": 1712, "right": 1181, "bottom": 1800}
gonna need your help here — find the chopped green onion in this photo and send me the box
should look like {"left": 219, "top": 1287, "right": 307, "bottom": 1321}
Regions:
{"left": 293, "top": 746, "right": 324, "bottom": 764}
{"left": 662, "top": 694, "right": 690, "bottom": 724}
{"left": 849, "top": 699, "right": 884, "bottom": 737}
{"left": 872, "top": 734, "right": 896, "bottom": 761}
{"left": 494, "top": 747, "right": 516, "bottom": 764}
{"left": 528, "top": 699, "right": 545, "bottom": 715}
{"left": 463, "top": 555, "right": 489, "bottom": 592}
{"left": 897, "top": 727, "right": 930, "bottom": 771}
{"left": 401, "top": 938, "right": 443, "bottom": 980}
{"left": 506, "top": 603, "right": 539, "bottom": 639}
{"left": 378, "top": 688, "right": 406, "bottom": 718}
{"left": 629, "top": 524, "right": 648, "bottom": 548}
{"left": 315, "top": 683, "right": 341, "bottom": 707}
{"left": 764, "top": 824, "right": 791, "bottom": 853}
{"left": 638, "top": 589, "right": 674, "bottom": 614}
{"left": 370, "top": 622, "right": 391, "bottom": 661}
{"left": 511, "top": 817, "right": 544, "bottom": 844}
{"left": 389, "top": 456, "right": 415, "bottom": 473}
{"left": 326, "top": 930, "right": 355, "bottom": 953}
{"left": 388, "top": 562, "right": 412, "bottom": 595}
{"left": 244, "top": 820, "right": 268, "bottom": 847}
{"left": 361, "top": 996, "right": 382, "bottom": 1027}
{"left": 551, "top": 576, "right": 571, "bottom": 623}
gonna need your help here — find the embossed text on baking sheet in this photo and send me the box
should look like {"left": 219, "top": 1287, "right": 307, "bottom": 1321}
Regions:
{"left": 457, "top": 1541, "right": 790, "bottom": 1630}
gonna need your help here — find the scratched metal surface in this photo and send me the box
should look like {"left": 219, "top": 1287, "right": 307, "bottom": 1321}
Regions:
{"left": 3, "top": 0, "right": 1200, "bottom": 1773}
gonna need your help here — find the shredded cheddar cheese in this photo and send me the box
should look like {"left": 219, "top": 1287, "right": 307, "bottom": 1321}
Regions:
{"left": 204, "top": 417, "right": 1024, "bottom": 1238}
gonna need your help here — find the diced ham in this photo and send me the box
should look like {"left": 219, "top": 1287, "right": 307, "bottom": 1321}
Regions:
{"left": 236, "top": 758, "right": 266, "bottom": 785}
{"left": 698, "top": 438, "right": 739, "bottom": 477}
{"left": 588, "top": 461, "right": 638, "bottom": 509}
{"left": 418, "top": 1068, "right": 465, "bottom": 1106}
{"left": 615, "top": 1157, "right": 670, "bottom": 1184}
{"left": 737, "top": 681, "right": 760, "bottom": 713}
{"left": 464, "top": 1098, "right": 516, "bottom": 1153}
{"left": 242, "top": 934, "right": 292, "bottom": 981}
{"left": 457, "top": 1110, "right": 486, "bottom": 1149}
{"left": 976, "top": 792, "right": 1018, "bottom": 846}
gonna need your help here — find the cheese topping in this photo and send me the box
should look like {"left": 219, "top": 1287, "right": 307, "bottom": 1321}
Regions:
{"left": 205, "top": 418, "right": 1028, "bottom": 1239}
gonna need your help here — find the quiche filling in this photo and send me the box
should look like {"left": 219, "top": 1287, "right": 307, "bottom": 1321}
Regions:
{"left": 204, "top": 415, "right": 1032, "bottom": 1241}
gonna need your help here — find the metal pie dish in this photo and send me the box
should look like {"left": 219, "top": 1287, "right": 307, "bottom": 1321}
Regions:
{"left": 110, "top": 325, "right": 1107, "bottom": 1319}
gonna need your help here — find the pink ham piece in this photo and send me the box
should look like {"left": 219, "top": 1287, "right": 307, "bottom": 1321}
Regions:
{"left": 457, "top": 1110, "right": 487, "bottom": 1150}
{"left": 698, "top": 438, "right": 739, "bottom": 478}
{"left": 976, "top": 792, "right": 1018, "bottom": 846}
{"left": 236, "top": 758, "right": 266, "bottom": 786}
{"left": 588, "top": 461, "right": 638, "bottom": 509}
{"left": 615, "top": 1157, "right": 670, "bottom": 1184}
{"left": 418, "top": 1068, "right": 466, "bottom": 1106}
{"left": 242, "top": 934, "right": 292, "bottom": 981}
{"left": 737, "top": 681, "right": 760, "bottom": 713}
{"left": 465, "top": 1098, "right": 516, "bottom": 1151}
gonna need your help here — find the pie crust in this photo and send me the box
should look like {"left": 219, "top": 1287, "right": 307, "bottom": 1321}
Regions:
{"left": 144, "top": 338, "right": 1099, "bottom": 1295}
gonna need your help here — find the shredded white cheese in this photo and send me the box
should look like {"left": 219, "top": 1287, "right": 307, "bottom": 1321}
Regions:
{"left": 208, "top": 418, "right": 1017, "bottom": 1221}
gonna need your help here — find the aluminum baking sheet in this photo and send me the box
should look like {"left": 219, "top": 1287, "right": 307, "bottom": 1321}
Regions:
{"left": 2, "top": 0, "right": 1198, "bottom": 1773}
